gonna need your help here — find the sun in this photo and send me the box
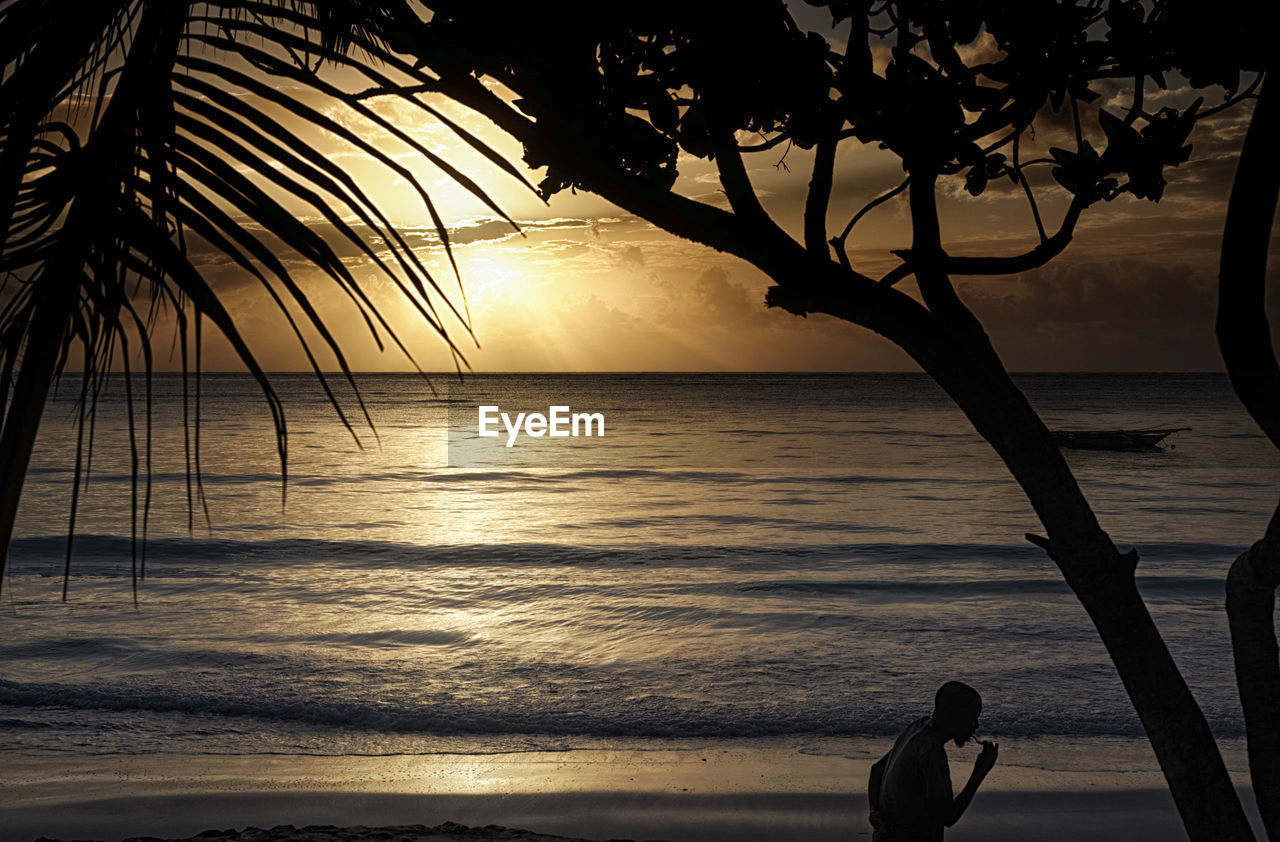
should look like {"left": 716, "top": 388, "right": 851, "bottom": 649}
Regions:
{"left": 462, "top": 253, "right": 540, "bottom": 309}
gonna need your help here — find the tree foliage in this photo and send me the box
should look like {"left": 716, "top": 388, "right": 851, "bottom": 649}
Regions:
{"left": 0, "top": 0, "right": 530, "bottom": 596}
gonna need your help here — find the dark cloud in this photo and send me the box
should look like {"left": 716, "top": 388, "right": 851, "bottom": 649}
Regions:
{"left": 376, "top": 216, "right": 598, "bottom": 249}
{"left": 947, "top": 257, "right": 1279, "bottom": 371}
{"left": 692, "top": 267, "right": 773, "bottom": 326}
{"left": 958, "top": 259, "right": 1214, "bottom": 333}
{"left": 178, "top": 215, "right": 612, "bottom": 292}
{"left": 619, "top": 245, "right": 645, "bottom": 268}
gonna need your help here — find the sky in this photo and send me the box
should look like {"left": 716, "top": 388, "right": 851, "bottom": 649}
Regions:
{"left": 179, "top": 20, "right": 1275, "bottom": 374}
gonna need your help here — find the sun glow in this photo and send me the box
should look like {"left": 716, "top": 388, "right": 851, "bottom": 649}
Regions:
{"left": 464, "top": 254, "right": 538, "bottom": 308}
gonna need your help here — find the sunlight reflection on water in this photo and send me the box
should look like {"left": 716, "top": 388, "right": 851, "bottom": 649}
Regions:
{"left": 2, "top": 373, "right": 1274, "bottom": 754}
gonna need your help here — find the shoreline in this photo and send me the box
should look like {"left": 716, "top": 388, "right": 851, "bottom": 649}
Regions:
{"left": 1, "top": 738, "right": 1263, "bottom": 842}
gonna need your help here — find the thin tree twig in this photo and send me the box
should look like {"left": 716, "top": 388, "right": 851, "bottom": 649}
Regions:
{"left": 1124, "top": 74, "right": 1144, "bottom": 127}
{"left": 832, "top": 177, "right": 911, "bottom": 270}
{"left": 1200, "top": 72, "right": 1265, "bottom": 121}
{"left": 738, "top": 133, "right": 791, "bottom": 153}
{"left": 1014, "top": 131, "right": 1048, "bottom": 243}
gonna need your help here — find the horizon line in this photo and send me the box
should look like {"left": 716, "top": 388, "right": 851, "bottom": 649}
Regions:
{"left": 65, "top": 369, "right": 1230, "bottom": 376}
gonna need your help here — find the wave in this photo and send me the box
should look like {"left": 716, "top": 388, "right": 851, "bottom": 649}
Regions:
{"left": 576, "top": 514, "right": 906, "bottom": 532}
{"left": 737, "top": 575, "right": 1223, "bottom": 599}
{"left": 7, "top": 534, "right": 1242, "bottom": 573}
{"left": 307, "top": 630, "right": 475, "bottom": 647}
{"left": 17, "top": 464, "right": 1001, "bottom": 489}
{"left": 0, "top": 678, "right": 1213, "bottom": 740}
{"left": 0, "top": 634, "right": 461, "bottom": 665}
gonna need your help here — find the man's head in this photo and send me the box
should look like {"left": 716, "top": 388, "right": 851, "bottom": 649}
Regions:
{"left": 932, "top": 681, "right": 982, "bottom": 746}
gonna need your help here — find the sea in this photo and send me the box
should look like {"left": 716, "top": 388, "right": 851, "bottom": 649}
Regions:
{"left": 1, "top": 373, "right": 1275, "bottom": 759}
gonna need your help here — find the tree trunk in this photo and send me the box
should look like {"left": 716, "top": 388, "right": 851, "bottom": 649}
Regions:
{"left": 879, "top": 159, "right": 1255, "bottom": 836}
{"left": 1217, "top": 75, "right": 1280, "bottom": 451}
{"left": 919, "top": 324, "right": 1256, "bottom": 842}
{"left": 1228, "top": 530, "right": 1280, "bottom": 841}
{"left": 1217, "top": 69, "right": 1280, "bottom": 842}
{"left": 0, "top": 284, "right": 75, "bottom": 595}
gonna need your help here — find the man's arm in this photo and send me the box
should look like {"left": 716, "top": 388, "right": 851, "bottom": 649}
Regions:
{"left": 927, "top": 740, "right": 998, "bottom": 827}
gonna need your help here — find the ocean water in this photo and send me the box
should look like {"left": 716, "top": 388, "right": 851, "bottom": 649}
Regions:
{"left": 0, "top": 373, "right": 1275, "bottom": 757}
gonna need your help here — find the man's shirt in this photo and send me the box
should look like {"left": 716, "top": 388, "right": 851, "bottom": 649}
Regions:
{"left": 875, "top": 716, "right": 953, "bottom": 842}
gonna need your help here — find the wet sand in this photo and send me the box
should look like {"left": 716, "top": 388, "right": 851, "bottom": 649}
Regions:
{"left": 3, "top": 739, "right": 1262, "bottom": 842}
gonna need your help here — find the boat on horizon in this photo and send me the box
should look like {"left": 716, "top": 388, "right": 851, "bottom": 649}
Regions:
{"left": 1051, "top": 427, "right": 1190, "bottom": 451}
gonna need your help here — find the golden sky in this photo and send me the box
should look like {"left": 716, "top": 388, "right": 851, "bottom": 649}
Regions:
{"left": 179, "top": 30, "right": 1274, "bottom": 374}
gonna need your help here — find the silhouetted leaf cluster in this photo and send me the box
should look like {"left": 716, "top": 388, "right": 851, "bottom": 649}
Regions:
{"left": 422, "top": 0, "right": 1253, "bottom": 222}
{"left": 0, "top": 0, "right": 529, "bottom": 593}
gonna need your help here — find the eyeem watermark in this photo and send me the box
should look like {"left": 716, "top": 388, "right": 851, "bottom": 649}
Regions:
{"left": 478, "top": 405, "right": 605, "bottom": 447}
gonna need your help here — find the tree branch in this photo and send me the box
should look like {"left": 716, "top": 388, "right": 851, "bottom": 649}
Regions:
{"left": 1123, "top": 73, "right": 1144, "bottom": 127}
{"left": 834, "top": 177, "right": 910, "bottom": 271}
{"left": 402, "top": 26, "right": 855, "bottom": 293}
{"left": 738, "top": 133, "right": 791, "bottom": 153}
{"left": 805, "top": 129, "right": 838, "bottom": 258}
{"left": 908, "top": 171, "right": 965, "bottom": 317}
{"left": 1013, "top": 130, "right": 1048, "bottom": 243}
{"left": 878, "top": 260, "right": 913, "bottom": 287}
{"left": 764, "top": 261, "right": 943, "bottom": 367}
{"left": 707, "top": 112, "right": 769, "bottom": 220}
{"left": 1200, "top": 73, "right": 1264, "bottom": 121}
{"left": 845, "top": 1, "right": 873, "bottom": 78}
{"left": 892, "top": 195, "right": 1086, "bottom": 281}
{"left": 1218, "top": 72, "right": 1280, "bottom": 451}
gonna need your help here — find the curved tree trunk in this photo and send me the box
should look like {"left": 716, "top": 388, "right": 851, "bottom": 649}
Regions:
{"left": 919, "top": 330, "right": 1257, "bottom": 842}
{"left": 1217, "top": 69, "right": 1280, "bottom": 842}
{"left": 1228, "top": 531, "right": 1280, "bottom": 842}
{"left": 901, "top": 167, "right": 1255, "bottom": 840}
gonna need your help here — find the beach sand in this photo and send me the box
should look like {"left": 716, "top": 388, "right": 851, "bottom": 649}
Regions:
{"left": 3, "top": 739, "right": 1262, "bottom": 842}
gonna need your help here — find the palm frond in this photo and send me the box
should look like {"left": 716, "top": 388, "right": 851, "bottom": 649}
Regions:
{"left": 0, "top": 0, "right": 531, "bottom": 596}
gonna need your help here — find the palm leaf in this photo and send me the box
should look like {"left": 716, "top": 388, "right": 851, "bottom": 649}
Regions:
{"left": 0, "top": 0, "right": 531, "bottom": 596}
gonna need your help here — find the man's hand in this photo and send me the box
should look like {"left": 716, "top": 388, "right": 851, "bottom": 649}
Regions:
{"left": 869, "top": 809, "right": 893, "bottom": 833}
{"left": 939, "top": 738, "right": 999, "bottom": 829}
{"left": 975, "top": 739, "right": 999, "bottom": 776}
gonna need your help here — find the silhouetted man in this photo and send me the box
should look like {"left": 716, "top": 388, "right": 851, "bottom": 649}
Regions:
{"left": 867, "top": 681, "right": 998, "bottom": 841}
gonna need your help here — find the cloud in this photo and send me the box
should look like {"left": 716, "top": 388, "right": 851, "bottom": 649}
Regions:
{"left": 691, "top": 266, "right": 771, "bottom": 325}
{"left": 958, "top": 259, "right": 1214, "bottom": 332}
{"left": 619, "top": 245, "right": 646, "bottom": 268}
